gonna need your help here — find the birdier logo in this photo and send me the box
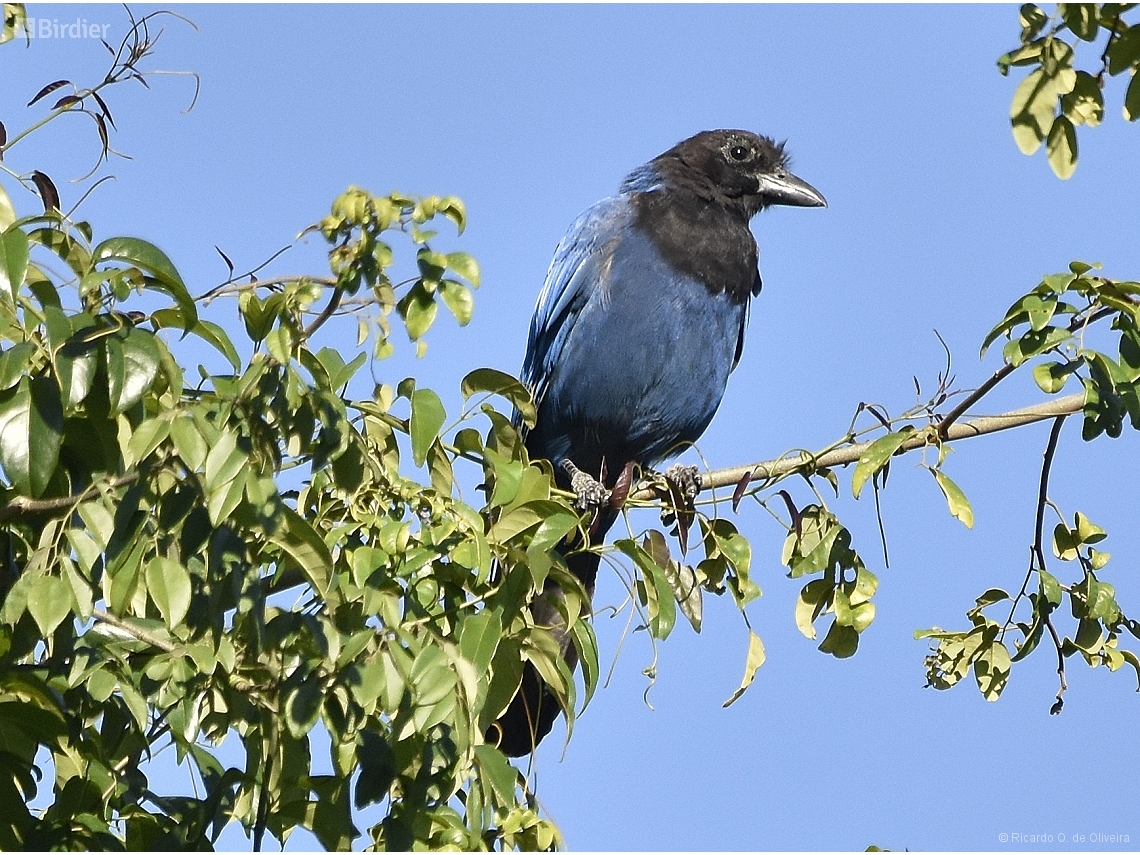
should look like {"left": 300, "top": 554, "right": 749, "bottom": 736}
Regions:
{"left": 25, "top": 18, "right": 111, "bottom": 40}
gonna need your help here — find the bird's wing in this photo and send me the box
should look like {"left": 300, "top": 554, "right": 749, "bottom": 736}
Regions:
{"left": 732, "top": 269, "right": 763, "bottom": 370}
{"left": 521, "top": 196, "right": 631, "bottom": 414}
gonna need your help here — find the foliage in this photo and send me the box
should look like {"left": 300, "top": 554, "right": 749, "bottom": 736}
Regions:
{"left": 0, "top": 3, "right": 1137, "bottom": 851}
{"left": 0, "top": 6, "right": 764, "bottom": 849}
{"left": 999, "top": 2, "right": 1140, "bottom": 177}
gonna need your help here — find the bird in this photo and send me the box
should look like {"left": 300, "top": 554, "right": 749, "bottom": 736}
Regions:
{"left": 489, "top": 129, "right": 826, "bottom": 756}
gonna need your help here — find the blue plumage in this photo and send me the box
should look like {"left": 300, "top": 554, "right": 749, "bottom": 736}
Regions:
{"left": 523, "top": 182, "right": 748, "bottom": 479}
{"left": 491, "top": 129, "right": 825, "bottom": 756}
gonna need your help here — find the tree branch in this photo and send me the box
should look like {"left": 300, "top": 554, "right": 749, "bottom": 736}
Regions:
{"left": 92, "top": 608, "right": 178, "bottom": 654}
{"left": 687, "top": 392, "right": 1085, "bottom": 497}
{"left": 0, "top": 472, "right": 139, "bottom": 523}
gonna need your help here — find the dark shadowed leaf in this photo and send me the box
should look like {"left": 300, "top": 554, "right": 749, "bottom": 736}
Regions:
{"left": 731, "top": 470, "right": 752, "bottom": 511}
{"left": 284, "top": 677, "right": 323, "bottom": 739}
{"left": 30, "top": 171, "right": 59, "bottom": 212}
{"left": 27, "top": 79, "right": 70, "bottom": 106}
{"left": 818, "top": 620, "right": 859, "bottom": 658}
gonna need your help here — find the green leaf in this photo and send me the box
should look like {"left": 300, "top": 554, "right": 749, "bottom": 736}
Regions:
{"left": 104, "top": 327, "right": 162, "bottom": 415}
{"left": 397, "top": 281, "right": 437, "bottom": 341}
{"left": 125, "top": 415, "right": 171, "bottom": 466}
{"left": 1046, "top": 115, "right": 1078, "bottom": 179}
{"left": 643, "top": 528, "right": 702, "bottom": 633}
{"left": 932, "top": 469, "right": 974, "bottom": 528}
{"left": 1074, "top": 511, "right": 1106, "bottom": 544}
{"left": 409, "top": 387, "right": 446, "bottom": 467}
{"left": 170, "top": 416, "right": 208, "bottom": 471}
{"left": 0, "top": 3, "right": 26, "bottom": 44}
{"left": 1060, "top": 3, "right": 1099, "bottom": 40}
{"left": 26, "top": 575, "right": 71, "bottom": 636}
{"left": 1033, "top": 360, "right": 1078, "bottom": 393}
{"left": 722, "top": 631, "right": 766, "bottom": 707}
{"left": 459, "top": 610, "right": 502, "bottom": 676}
{"left": 461, "top": 368, "right": 537, "bottom": 428}
{"left": 284, "top": 678, "right": 323, "bottom": 739}
{"left": 1106, "top": 22, "right": 1140, "bottom": 75}
{"left": 1004, "top": 326, "right": 1072, "bottom": 366}
{"left": 0, "top": 226, "right": 30, "bottom": 299}
{"left": 445, "top": 251, "right": 481, "bottom": 286}
{"left": 616, "top": 539, "right": 676, "bottom": 640}
{"left": 0, "top": 375, "right": 63, "bottom": 497}
{"left": 482, "top": 639, "right": 524, "bottom": 728}
{"left": 1125, "top": 69, "right": 1140, "bottom": 122}
{"left": 145, "top": 557, "right": 192, "bottom": 628}
{"left": 1053, "top": 522, "right": 1079, "bottom": 560}
{"left": 1039, "top": 568, "right": 1063, "bottom": 606}
{"left": 973, "top": 641, "right": 1011, "bottom": 701}
{"left": 439, "top": 280, "right": 474, "bottom": 326}
{"left": 795, "top": 579, "right": 832, "bottom": 640}
{"left": 50, "top": 313, "right": 99, "bottom": 407}
{"left": 569, "top": 616, "right": 600, "bottom": 710}
{"left": 0, "top": 341, "right": 34, "bottom": 390}
{"left": 92, "top": 236, "right": 196, "bottom": 327}
{"left": 818, "top": 620, "right": 859, "bottom": 658}
{"left": 153, "top": 313, "right": 241, "bottom": 372}
{"left": 474, "top": 744, "right": 518, "bottom": 807}
{"left": 0, "top": 183, "right": 17, "bottom": 231}
{"left": 203, "top": 428, "right": 246, "bottom": 493}
{"left": 1010, "top": 68, "right": 1056, "bottom": 155}
{"left": 852, "top": 428, "right": 913, "bottom": 499}
{"left": 270, "top": 506, "right": 334, "bottom": 597}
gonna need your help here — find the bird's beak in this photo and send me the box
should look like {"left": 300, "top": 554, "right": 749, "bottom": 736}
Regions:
{"left": 757, "top": 170, "right": 827, "bottom": 208}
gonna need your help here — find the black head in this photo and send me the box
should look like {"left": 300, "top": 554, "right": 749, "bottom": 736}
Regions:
{"left": 651, "top": 129, "right": 826, "bottom": 218}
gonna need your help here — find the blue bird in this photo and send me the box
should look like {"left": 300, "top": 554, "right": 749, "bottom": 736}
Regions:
{"left": 490, "top": 129, "right": 826, "bottom": 756}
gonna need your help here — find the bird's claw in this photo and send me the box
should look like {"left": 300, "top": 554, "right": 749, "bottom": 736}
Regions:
{"left": 663, "top": 464, "right": 701, "bottom": 507}
{"left": 560, "top": 459, "right": 609, "bottom": 512}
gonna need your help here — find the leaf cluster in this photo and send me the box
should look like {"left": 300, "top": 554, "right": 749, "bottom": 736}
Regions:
{"left": 999, "top": 3, "right": 1140, "bottom": 177}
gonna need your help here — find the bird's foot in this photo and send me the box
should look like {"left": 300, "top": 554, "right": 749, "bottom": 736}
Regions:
{"left": 653, "top": 464, "right": 702, "bottom": 553}
{"left": 560, "top": 459, "right": 609, "bottom": 512}
{"left": 663, "top": 464, "right": 701, "bottom": 507}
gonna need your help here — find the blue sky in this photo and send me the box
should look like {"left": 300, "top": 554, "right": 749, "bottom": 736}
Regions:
{"left": 5, "top": 3, "right": 1140, "bottom": 851}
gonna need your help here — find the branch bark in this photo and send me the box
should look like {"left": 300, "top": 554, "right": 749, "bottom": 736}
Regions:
{"left": 690, "top": 392, "right": 1085, "bottom": 496}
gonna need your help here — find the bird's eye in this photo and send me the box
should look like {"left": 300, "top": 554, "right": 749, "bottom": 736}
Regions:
{"left": 729, "top": 145, "right": 750, "bottom": 161}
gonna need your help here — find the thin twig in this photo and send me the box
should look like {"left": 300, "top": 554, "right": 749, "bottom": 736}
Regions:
{"left": 1001, "top": 414, "right": 1067, "bottom": 643}
{"left": 1045, "top": 614, "right": 1068, "bottom": 714}
{"left": 303, "top": 284, "right": 344, "bottom": 338}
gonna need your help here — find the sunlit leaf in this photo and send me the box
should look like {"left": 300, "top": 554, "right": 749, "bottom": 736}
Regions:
{"left": 722, "top": 631, "right": 766, "bottom": 707}
{"left": 932, "top": 469, "right": 974, "bottom": 528}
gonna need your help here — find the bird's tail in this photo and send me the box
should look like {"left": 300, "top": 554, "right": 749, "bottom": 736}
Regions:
{"left": 488, "top": 511, "right": 615, "bottom": 756}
